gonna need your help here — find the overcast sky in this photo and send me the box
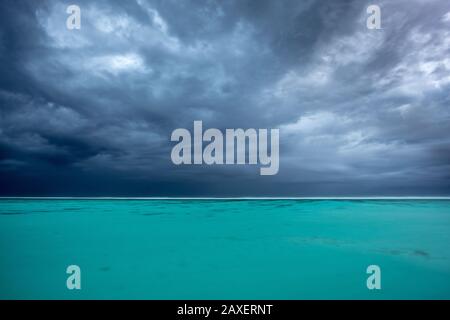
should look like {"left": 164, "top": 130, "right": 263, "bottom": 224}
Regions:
{"left": 0, "top": 0, "right": 449, "bottom": 196}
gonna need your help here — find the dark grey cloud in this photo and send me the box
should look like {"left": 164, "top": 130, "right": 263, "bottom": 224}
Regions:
{"left": 0, "top": 0, "right": 449, "bottom": 196}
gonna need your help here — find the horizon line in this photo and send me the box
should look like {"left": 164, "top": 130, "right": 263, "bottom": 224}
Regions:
{"left": 0, "top": 196, "right": 449, "bottom": 200}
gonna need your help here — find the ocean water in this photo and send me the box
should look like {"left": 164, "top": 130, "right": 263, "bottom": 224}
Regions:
{"left": 0, "top": 199, "right": 449, "bottom": 300}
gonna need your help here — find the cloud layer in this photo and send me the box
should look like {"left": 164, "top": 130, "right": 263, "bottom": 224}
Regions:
{"left": 1, "top": 0, "right": 449, "bottom": 196}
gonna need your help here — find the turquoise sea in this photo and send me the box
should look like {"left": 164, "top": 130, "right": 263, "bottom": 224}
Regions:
{"left": 0, "top": 199, "right": 449, "bottom": 299}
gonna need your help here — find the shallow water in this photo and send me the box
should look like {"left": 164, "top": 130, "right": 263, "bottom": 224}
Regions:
{"left": 0, "top": 199, "right": 449, "bottom": 299}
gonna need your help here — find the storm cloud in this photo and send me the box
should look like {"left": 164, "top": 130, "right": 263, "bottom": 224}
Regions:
{"left": 0, "top": 0, "right": 449, "bottom": 196}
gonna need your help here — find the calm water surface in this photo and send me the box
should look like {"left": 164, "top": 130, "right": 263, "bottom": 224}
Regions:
{"left": 0, "top": 199, "right": 449, "bottom": 299}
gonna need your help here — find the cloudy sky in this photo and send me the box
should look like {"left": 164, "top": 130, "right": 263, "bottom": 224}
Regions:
{"left": 0, "top": 0, "right": 449, "bottom": 196}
